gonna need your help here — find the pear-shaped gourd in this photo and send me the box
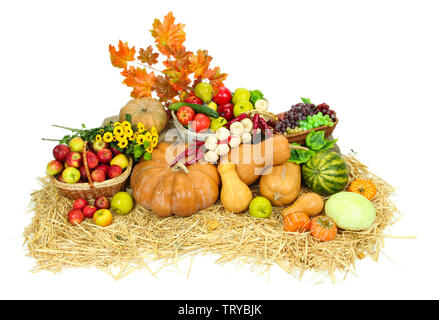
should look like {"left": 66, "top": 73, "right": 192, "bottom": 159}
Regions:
{"left": 218, "top": 163, "right": 253, "bottom": 213}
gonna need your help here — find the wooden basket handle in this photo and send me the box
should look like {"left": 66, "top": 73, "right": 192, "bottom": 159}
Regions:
{"left": 82, "top": 141, "right": 95, "bottom": 189}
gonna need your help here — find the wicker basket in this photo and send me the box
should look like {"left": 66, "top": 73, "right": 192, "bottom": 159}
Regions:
{"left": 171, "top": 111, "right": 214, "bottom": 143}
{"left": 275, "top": 113, "right": 339, "bottom": 145}
{"left": 51, "top": 142, "right": 133, "bottom": 200}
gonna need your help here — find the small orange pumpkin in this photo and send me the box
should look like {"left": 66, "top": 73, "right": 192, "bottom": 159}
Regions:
{"left": 310, "top": 216, "right": 337, "bottom": 242}
{"left": 283, "top": 212, "right": 311, "bottom": 233}
{"left": 347, "top": 178, "right": 377, "bottom": 200}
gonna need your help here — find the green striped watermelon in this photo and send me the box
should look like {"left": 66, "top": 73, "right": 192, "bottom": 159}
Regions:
{"left": 302, "top": 150, "right": 349, "bottom": 196}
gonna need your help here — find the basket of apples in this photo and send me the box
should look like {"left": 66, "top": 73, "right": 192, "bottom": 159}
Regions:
{"left": 47, "top": 137, "right": 133, "bottom": 200}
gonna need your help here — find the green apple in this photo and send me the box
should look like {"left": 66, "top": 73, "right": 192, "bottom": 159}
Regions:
{"left": 194, "top": 82, "right": 213, "bottom": 103}
{"left": 249, "top": 197, "right": 272, "bottom": 219}
{"left": 111, "top": 191, "right": 134, "bottom": 215}
{"left": 233, "top": 100, "right": 253, "bottom": 118}
{"left": 232, "top": 88, "right": 251, "bottom": 104}
{"left": 210, "top": 117, "right": 227, "bottom": 132}
{"left": 69, "top": 137, "right": 84, "bottom": 152}
{"left": 62, "top": 167, "right": 81, "bottom": 184}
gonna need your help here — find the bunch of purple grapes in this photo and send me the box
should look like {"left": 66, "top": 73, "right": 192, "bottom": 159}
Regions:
{"left": 274, "top": 103, "right": 318, "bottom": 133}
{"left": 316, "top": 103, "right": 337, "bottom": 121}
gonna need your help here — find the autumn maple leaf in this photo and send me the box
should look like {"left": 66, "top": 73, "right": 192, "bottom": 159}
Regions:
{"left": 189, "top": 50, "right": 212, "bottom": 79}
{"left": 150, "top": 12, "right": 186, "bottom": 57}
{"left": 153, "top": 75, "right": 179, "bottom": 102}
{"left": 138, "top": 45, "right": 159, "bottom": 66}
{"left": 121, "top": 66, "right": 156, "bottom": 98}
{"left": 205, "top": 67, "right": 228, "bottom": 95}
{"left": 109, "top": 40, "right": 136, "bottom": 69}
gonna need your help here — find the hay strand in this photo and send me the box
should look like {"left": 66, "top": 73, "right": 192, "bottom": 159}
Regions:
{"left": 24, "top": 155, "right": 407, "bottom": 280}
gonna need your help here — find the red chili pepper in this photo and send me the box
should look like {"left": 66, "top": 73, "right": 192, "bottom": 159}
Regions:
{"left": 252, "top": 114, "right": 260, "bottom": 134}
{"left": 259, "top": 117, "right": 273, "bottom": 137}
{"left": 223, "top": 113, "right": 248, "bottom": 128}
{"left": 185, "top": 148, "right": 205, "bottom": 166}
{"left": 170, "top": 146, "right": 199, "bottom": 167}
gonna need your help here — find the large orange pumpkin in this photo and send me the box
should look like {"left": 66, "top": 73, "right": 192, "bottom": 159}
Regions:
{"left": 119, "top": 97, "right": 168, "bottom": 134}
{"left": 130, "top": 143, "right": 220, "bottom": 217}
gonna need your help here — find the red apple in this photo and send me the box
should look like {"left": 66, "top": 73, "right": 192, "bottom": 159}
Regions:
{"left": 91, "top": 169, "right": 106, "bottom": 182}
{"left": 82, "top": 205, "right": 97, "bottom": 219}
{"left": 108, "top": 165, "right": 123, "bottom": 179}
{"left": 92, "top": 140, "right": 108, "bottom": 152}
{"left": 57, "top": 173, "right": 65, "bottom": 182}
{"left": 67, "top": 209, "right": 84, "bottom": 226}
{"left": 95, "top": 164, "right": 110, "bottom": 175}
{"left": 97, "top": 149, "right": 113, "bottom": 163}
{"left": 66, "top": 152, "right": 82, "bottom": 168}
{"left": 53, "top": 144, "right": 70, "bottom": 162}
{"left": 46, "top": 160, "right": 64, "bottom": 176}
{"left": 218, "top": 103, "right": 234, "bottom": 121}
{"left": 93, "top": 209, "right": 113, "bottom": 227}
{"left": 79, "top": 165, "right": 88, "bottom": 180}
{"left": 94, "top": 196, "right": 110, "bottom": 209}
{"left": 85, "top": 151, "right": 99, "bottom": 169}
{"left": 73, "top": 198, "right": 88, "bottom": 210}
{"left": 110, "top": 146, "right": 122, "bottom": 156}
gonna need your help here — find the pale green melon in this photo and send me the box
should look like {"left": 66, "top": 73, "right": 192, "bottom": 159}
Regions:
{"left": 325, "top": 191, "right": 376, "bottom": 231}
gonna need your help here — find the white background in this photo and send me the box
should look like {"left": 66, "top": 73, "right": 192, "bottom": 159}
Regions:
{"left": 0, "top": 0, "right": 438, "bottom": 300}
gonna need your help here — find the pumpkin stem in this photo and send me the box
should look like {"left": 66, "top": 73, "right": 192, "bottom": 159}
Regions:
{"left": 172, "top": 162, "right": 189, "bottom": 174}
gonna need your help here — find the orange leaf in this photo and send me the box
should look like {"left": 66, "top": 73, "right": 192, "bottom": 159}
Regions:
{"left": 121, "top": 66, "right": 156, "bottom": 98}
{"left": 150, "top": 12, "right": 186, "bottom": 56}
{"left": 205, "top": 67, "right": 228, "bottom": 95}
{"left": 138, "top": 45, "right": 159, "bottom": 66}
{"left": 109, "top": 40, "right": 136, "bottom": 69}
{"left": 189, "top": 50, "right": 212, "bottom": 78}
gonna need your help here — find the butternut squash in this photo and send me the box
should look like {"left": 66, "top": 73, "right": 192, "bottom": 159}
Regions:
{"left": 218, "top": 163, "right": 253, "bottom": 213}
{"left": 280, "top": 192, "right": 324, "bottom": 218}
{"left": 228, "top": 134, "right": 290, "bottom": 185}
{"left": 260, "top": 162, "right": 301, "bottom": 206}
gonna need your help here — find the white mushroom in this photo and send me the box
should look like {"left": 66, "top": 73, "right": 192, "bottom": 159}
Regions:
{"left": 204, "top": 150, "right": 219, "bottom": 163}
{"left": 240, "top": 118, "right": 253, "bottom": 133}
{"left": 215, "top": 127, "right": 230, "bottom": 141}
{"left": 255, "top": 99, "right": 269, "bottom": 112}
{"left": 229, "top": 135, "right": 242, "bottom": 148}
{"left": 216, "top": 143, "right": 230, "bottom": 156}
{"left": 241, "top": 132, "right": 252, "bottom": 144}
{"left": 205, "top": 135, "right": 218, "bottom": 151}
{"left": 230, "top": 121, "right": 244, "bottom": 136}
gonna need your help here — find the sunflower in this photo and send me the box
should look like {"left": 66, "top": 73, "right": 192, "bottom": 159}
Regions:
{"left": 114, "top": 122, "right": 122, "bottom": 127}
{"left": 126, "top": 133, "right": 135, "bottom": 141}
{"left": 122, "top": 121, "right": 131, "bottom": 130}
{"left": 150, "top": 126, "right": 157, "bottom": 136}
{"left": 116, "top": 132, "right": 126, "bottom": 141}
{"left": 99, "top": 128, "right": 105, "bottom": 134}
{"left": 113, "top": 125, "right": 124, "bottom": 136}
{"left": 117, "top": 138, "right": 128, "bottom": 149}
{"left": 146, "top": 146, "right": 153, "bottom": 153}
{"left": 151, "top": 136, "right": 158, "bottom": 148}
{"left": 95, "top": 134, "right": 102, "bottom": 142}
{"left": 124, "top": 127, "right": 134, "bottom": 136}
{"left": 145, "top": 132, "right": 153, "bottom": 142}
{"left": 103, "top": 132, "right": 113, "bottom": 143}
{"left": 137, "top": 122, "right": 145, "bottom": 133}
{"left": 136, "top": 134, "right": 146, "bottom": 145}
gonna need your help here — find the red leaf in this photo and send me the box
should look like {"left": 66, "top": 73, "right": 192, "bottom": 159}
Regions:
{"left": 205, "top": 67, "right": 228, "bottom": 95}
{"left": 121, "top": 66, "right": 156, "bottom": 98}
{"left": 138, "top": 45, "right": 159, "bottom": 66}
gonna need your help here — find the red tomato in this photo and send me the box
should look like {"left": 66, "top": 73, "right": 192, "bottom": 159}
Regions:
{"left": 184, "top": 96, "right": 203, "bottom": 105}
{"left": 177, "top": 106, "right": 195, "bottom": 125}
{"left": 191, "top": 113, "right": 211, "bottom": 132}
{"left": 213, "top": 87, "right": 232, "bottom": 105}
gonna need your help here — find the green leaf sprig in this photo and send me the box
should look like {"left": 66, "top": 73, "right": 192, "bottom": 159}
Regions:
{"left": 289, "top": 130, "right": 338, "bottom": 164}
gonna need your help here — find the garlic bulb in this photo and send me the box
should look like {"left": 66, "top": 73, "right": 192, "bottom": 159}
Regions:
{"left": 204, "top": 150, "right": 219, "bottom": 163}
{"left": 205, "top": 135, "right": 218, "bottom": 151}
{"left": 215, "top": 127, "right": 230, "bottom": 141}
{"left": 254, "top": 99, "right": 269, "bottom": 112}
{"left": 229, "top": 135, "right": 242, "bottom": 148}
{"left": 241, "top": 132, "right": 252, "bottom": 144}
{"left": 240, "top": 118, "right": 253, "bottom": 133}
{"left": 216, "top": 143, "right": 230, "bottom": 156}
{"left": 230, "top": 122, "right": 244, "bottom": 136}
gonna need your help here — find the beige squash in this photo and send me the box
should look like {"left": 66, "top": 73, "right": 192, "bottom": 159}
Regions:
{"left": 119, "top": 97, "right": 168, "bottom": 134}
{"left": 259, "top": 162, "right": 301, "bottom": 206}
